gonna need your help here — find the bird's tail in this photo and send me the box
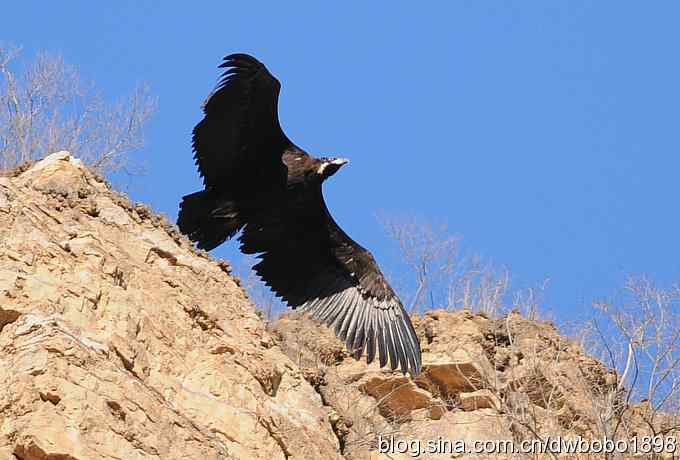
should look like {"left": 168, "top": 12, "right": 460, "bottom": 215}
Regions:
{"left": 177, "top": 190, "right": 243, "bottom": 251}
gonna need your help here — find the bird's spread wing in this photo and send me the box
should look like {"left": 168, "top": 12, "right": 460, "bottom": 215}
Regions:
{"left": 192, "top": 54, "right": 291, "bottom": 192}
{"left": 239, "top": 192, "right": 422, "bottom": 375}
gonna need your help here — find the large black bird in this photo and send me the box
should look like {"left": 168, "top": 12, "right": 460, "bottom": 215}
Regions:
{"left": 177, "top": 54, "right": 422, "bottom": 375}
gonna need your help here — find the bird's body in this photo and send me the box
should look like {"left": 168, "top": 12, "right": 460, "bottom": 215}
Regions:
{"left": 178, "top": 54, "right": 422, "bottom": 375}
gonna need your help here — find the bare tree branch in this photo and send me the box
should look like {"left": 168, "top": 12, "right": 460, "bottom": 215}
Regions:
{"left": 0, "top": 43, "right": 157, "bottom": 174}
{"left": 378, "top": 213, "right": 510, "bottom": 316}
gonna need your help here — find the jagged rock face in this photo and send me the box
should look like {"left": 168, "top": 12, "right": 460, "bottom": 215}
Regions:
{"left": 270, "top": 309, "right": 629, "bottom": 459}
{"left": 0, "top": 153, "right": 343, "bottom": 460}
{"left": 270, "top": 313, "right": 514, "bottom": 459}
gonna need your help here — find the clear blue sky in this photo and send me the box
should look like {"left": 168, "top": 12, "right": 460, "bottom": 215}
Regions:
{"left": 5, "top": 2, "right": 679, "bottom": 319}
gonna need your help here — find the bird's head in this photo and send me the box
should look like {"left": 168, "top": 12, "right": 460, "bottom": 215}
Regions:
{"left": 316, "top": 157, "right": 349, "bottom": 181}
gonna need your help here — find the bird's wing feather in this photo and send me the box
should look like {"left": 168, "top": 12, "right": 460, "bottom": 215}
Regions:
{"left": 192, "top": 53, "right": 291, "bottom": 192}
{"left": 239, "top": 190, "right": 422, "bottom": 375}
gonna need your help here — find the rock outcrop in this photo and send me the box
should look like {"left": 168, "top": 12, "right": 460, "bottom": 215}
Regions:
{"left": 0, "top": 152, "right": 343, "bottom": 460}
{"left": 270, "top": 308, "right": 666, "bottom": 459}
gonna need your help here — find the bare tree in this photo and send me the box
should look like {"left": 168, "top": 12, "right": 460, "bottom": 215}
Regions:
{"left": 512, "top": 279, "right": 551, "bottom": 321}
{"left": 0, "top": 43, "right": 156, "bottom": 174}
{"left": 379, "top": 214, "right": 459, "bottom": 312}
{"left": 378, "top": 213, "right": 509, "bottom": 316}
{"left": 566, "top": 276, "right": 680, "bottom": 459}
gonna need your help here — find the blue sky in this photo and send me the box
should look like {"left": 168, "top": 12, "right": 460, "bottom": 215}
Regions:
{"left": 5, "top": 2, "right": 679, "bottom": 319}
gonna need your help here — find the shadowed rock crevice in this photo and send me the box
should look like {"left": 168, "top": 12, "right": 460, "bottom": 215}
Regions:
{"left": 14, "top": 441, "right": 80, "bottom": 460}
{"left": 0, "top": 308, "right": 21, "bottom": 333}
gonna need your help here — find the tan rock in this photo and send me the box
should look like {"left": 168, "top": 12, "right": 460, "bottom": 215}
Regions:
{"left": 418, "top": 357, "right": 486, "bottom": 398}
{"left": 360, "top": 376, "right": 432, "bottom": 418}
{"left": 459, "top": 389, "right": 499, "bottom": 411}
{"left": 0, "top": 152, "right": 342, "bottom": 460}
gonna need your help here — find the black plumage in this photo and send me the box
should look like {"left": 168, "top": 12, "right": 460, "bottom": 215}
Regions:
{"left": 177, "top": 54, "right": 422, "bottom": 375}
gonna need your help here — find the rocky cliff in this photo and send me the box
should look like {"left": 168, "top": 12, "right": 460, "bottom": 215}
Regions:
{"left": 0, "top": 152, "right": 343, "bottom": 459}
{"left": 0, "top": 153, "right": 665, "bottom": 460}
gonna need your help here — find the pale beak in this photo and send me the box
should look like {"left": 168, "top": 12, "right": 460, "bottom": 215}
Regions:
{"left": 332, "top": 158, "right": 350, "bottom": 166}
